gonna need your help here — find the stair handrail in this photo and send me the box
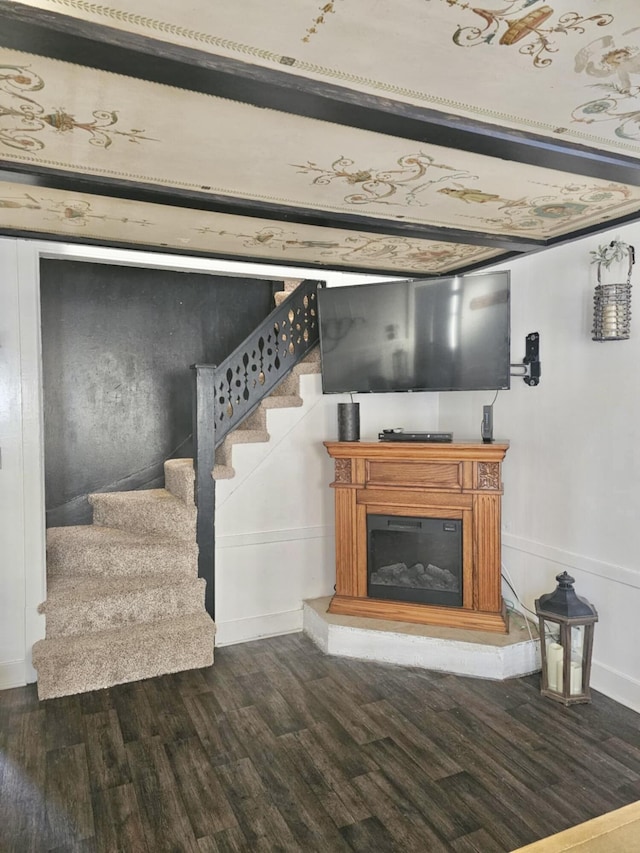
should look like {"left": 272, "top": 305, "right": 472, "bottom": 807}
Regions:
{"left": 191, "top": 278, "right": 325, "bottom": 617}
{"left": 211, "top": 278, "right": 324, "bottom": 447}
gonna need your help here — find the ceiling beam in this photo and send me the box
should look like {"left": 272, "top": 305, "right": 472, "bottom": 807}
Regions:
{"left": 0, "top": 166, "right": 541, "bottom": 253}
{"left": 547, "top": 209, "right": 640, "bottom": 249}
{"left": 1, "top": 1, "right": 640, "bottom": 188}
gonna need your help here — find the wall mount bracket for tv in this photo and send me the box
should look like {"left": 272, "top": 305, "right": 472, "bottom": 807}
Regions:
{"left": 511, "top": 332, "right": 541, "bottom": 386}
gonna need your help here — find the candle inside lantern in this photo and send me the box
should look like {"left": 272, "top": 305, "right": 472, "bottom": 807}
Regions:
{"left": 571, "top": 626, "right": 584, "bottom": 658}
{"left": 570, "top": 661, "right": 583, "bottom": 695}
{"left": 547, "top": 642, "right": 563, "bottom": 691}
{"left": 555, "top": 659, "right": 583, "bottom": 696}
{"left": 603, "top": 303, "right": 618, "bottom": 335}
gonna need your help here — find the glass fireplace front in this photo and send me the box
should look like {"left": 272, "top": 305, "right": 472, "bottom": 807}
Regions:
{"left": 367, "top": 514, "right": 462, "bottom": 607}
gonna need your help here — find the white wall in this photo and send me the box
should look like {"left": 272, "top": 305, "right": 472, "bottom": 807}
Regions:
{"left": 214, "top": 373, "right": 438, "bottom": 645}
{"left": 0, "top": 240, "right": 28, "bottom": 688}
{"left": 439, "top": 223, "right": 640, "bottom": 712}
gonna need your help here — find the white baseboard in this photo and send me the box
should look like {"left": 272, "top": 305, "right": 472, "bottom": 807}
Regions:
{"left": 215, "top": 608, "right": 303, "bottom": 646}
{"left": 0, "top": 659, "right": 27, "bottom": 691}
{"left": 591, "top": 660, "right": 640, "bottom": 714}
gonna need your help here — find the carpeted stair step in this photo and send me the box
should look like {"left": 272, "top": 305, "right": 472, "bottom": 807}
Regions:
{"left": 46, "top": 525, "right": 198, "bottom": 578}
{"left": 164, "top": 458, "right": 195, "bottom": 505}
{"left": 215, "top": 426, "right": 270, "bottom": 464}
{"left": 262, "top": 393, "right": 303, "bottom": 409}
{"left": 212, "top": 407, "right": 271, "bottom": 479}
{"left": 262, "top": 372, "right": 303, "bottom": 408}
{"left": 274, "top": 278, "right": 303, "bottom": 306}
{"left": 221, "top": 426, "right": 270, "bottom": 449}
{"left": 212, "top": 460, "right": 235, "bottom": 480}
{"left": 32, "top": 611, "right": 215, "bottom": 700}
{"left": 241, "top": 408, "right": 267, "bottom": 431}
{"left": 292, "top": 346, "right": 321, "bottom": 375}
{"left": 89, "top": 488, "right": 196, "bottom": 541}
{"left": 40, "top": 574, "right": 206, "bottom": 638}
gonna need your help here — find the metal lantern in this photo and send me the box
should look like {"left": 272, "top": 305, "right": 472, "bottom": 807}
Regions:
{"left": 592, "top": 241, "right": 634, "bottom": 342}
{"left": 535, "top": 572, "right": 598, "bottom": 706}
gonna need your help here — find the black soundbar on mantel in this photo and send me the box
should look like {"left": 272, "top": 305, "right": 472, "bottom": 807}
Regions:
{"left": 378, "top": 431, "right": 453, "bottom": 443}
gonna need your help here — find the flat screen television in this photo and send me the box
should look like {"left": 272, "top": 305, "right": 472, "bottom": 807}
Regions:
{"left": 318, "top": 271, "right": 510, "bottom": 393}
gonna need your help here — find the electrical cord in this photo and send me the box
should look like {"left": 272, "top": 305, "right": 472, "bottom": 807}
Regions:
{"left": 502, "top": 569, "right": 559, "bottom": 644}
{"left": 501, "top": 572, "right": 537, "bottom": 620}
{"left": 501, "top": 564, "right": 536, "bottom": 645}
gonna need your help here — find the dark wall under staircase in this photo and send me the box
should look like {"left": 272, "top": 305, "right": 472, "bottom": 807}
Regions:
{"left": 40, "top": 260, "right": 279, "bottom": 526}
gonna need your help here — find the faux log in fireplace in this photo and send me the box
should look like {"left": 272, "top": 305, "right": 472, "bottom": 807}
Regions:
{"left": 324, "top": 441, "right": 510, "bottom": 633}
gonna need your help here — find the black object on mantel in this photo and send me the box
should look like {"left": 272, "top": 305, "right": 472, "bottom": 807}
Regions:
{"left": 338, "top": 402, "right": 360, "bottom": 441}
{"left": 378, "top": 430, "right": 453, "bottom": 443}
{"left": 481, "top": 405, "right": 494, "bottom": 443}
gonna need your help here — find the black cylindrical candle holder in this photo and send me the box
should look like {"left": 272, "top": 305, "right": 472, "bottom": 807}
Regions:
{"left": 337, "top": 402, "right": 360, "bottom": 442}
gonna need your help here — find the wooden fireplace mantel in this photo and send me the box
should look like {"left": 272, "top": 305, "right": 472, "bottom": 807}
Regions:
{"left": 324, "top": 440, "right": 510, "bottom": 633}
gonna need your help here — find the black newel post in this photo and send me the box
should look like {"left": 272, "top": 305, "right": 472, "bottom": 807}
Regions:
{"left": 192, "top": 364, "right": 216, "bottom": 619}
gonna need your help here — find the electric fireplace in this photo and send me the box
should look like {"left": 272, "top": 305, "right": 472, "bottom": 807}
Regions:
{"left": 324, "top": 440, "right": 510, "bottom": 633}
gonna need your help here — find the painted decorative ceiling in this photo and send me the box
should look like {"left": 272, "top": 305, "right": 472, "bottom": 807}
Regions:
{"left": 0, "top": 0, "right": 639, "bottom": 276}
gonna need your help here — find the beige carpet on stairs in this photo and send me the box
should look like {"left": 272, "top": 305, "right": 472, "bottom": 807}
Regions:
{"left": 33, "top": 458, "right": 215, "bottom": 700}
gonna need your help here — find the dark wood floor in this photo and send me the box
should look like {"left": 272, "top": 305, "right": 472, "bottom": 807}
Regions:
{"left": 1, "top": 633, "right": 640, "bottom": 852}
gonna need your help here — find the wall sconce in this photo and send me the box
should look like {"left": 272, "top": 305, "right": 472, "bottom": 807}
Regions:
{"left": 591, "top": 240, "right": 635, "bottom": 341}
{"left": 535, "top": 572, "right": 598, "bottom": 706}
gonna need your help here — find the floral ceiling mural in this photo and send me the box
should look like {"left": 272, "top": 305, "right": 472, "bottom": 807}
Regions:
{"left": 573, "top": 31, "right": 640, "bottom": 142}
{"left": 434, "top": 3, "right": 613, "bottom": 69}
{"left": 0, "top": 64, "right": 156, "bottom": 152}
{"left": 291, "top": 152, "right": 640, "bottom": 239}
{"left": 3, "top": 49, "right": 639, "bottom": 249}
{"left": 301, "top": 1, "right": 616, "bottom": 68}
{"left": 1, "top": 2, "right": 640, "bottom": 274}
{"left": 438, "top": 181, "right": 633, "bottom": 234}
{"left": 13, "top": 0, "right": 640, "bottom": 154}
{"left": 292, "top": 153, "right": 474, "bottom": 207}
{"left": 0, "top": 181, "right": 501, "bottom": 273}
{"left": 303, "top": 2, "right": 343, "bottom": 44}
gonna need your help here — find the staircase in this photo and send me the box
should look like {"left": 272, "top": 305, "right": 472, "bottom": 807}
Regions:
{"left": 32, "top": 458, "right": 215, "bottom": 700}
{"left": 33, "top": 279, "right": 322, "bottom": 699}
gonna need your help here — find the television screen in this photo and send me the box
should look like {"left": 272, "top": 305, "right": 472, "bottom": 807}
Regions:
{"left": 318, "top": 271, "right": 511, "bottom": 393}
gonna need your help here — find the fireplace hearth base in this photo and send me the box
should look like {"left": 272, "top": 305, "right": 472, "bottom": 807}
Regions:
{"left": 324, "top": 440, "right": 510, "bottom": 634}
{"left": 303, "top": 597, "right": 539, "bottom": 680}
